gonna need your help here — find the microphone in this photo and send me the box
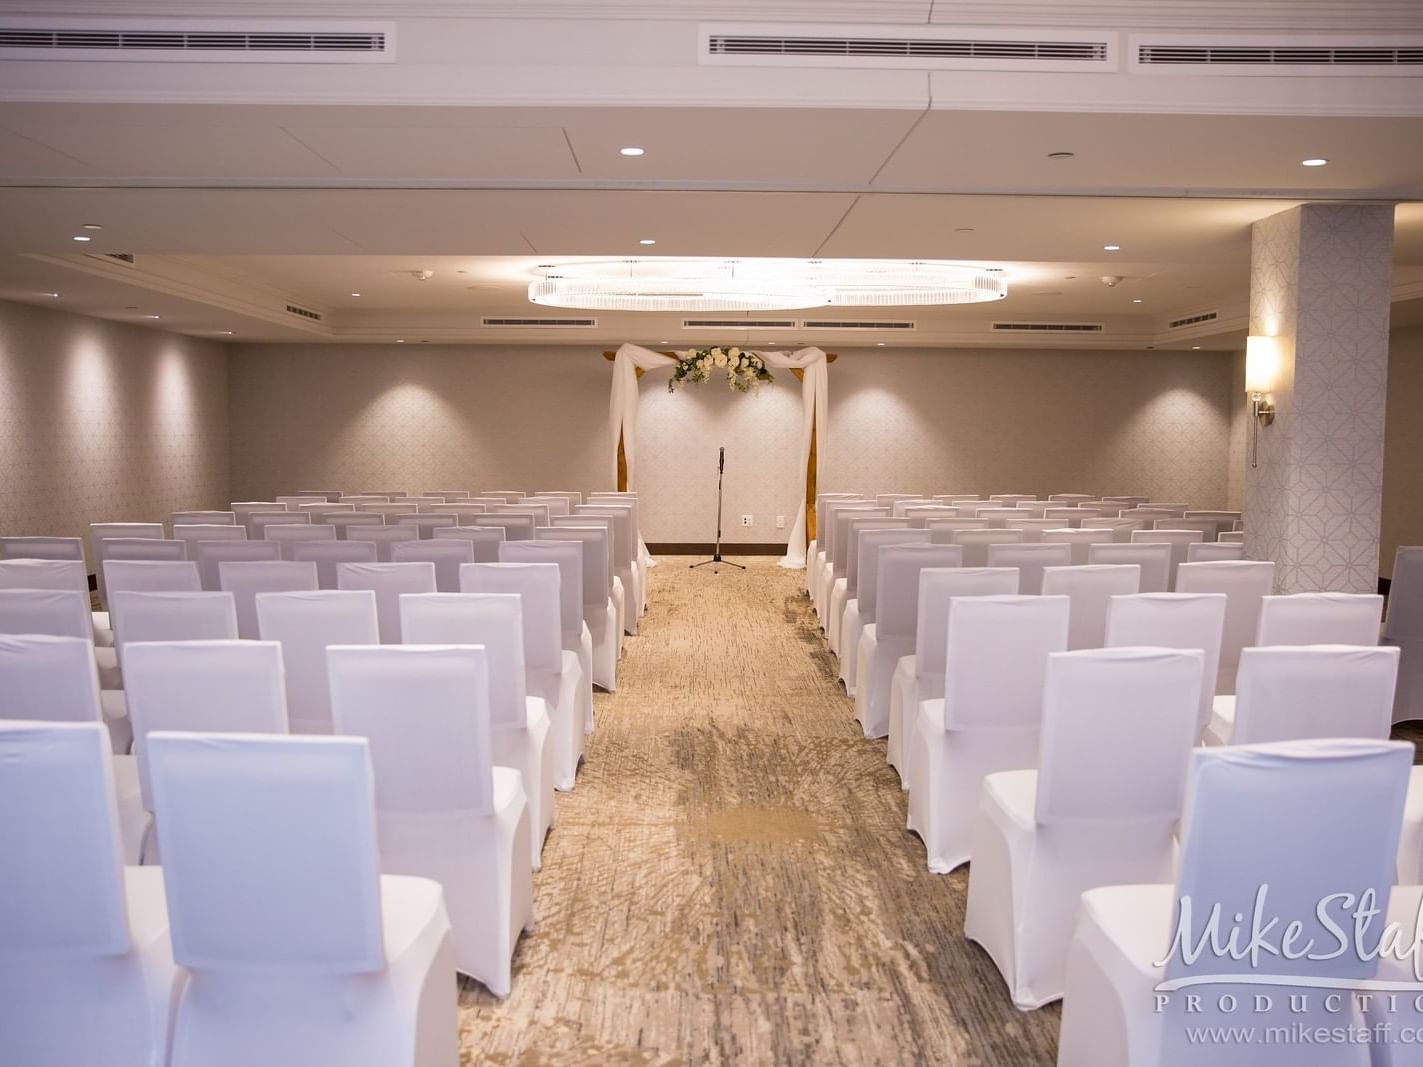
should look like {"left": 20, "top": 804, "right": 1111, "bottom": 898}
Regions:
{"left": 718, "top": 446, "right": 725, "bottom": 473}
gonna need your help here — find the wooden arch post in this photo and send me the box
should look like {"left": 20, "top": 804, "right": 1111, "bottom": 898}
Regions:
{"left": 603, "top": 349, "right": 837, "bottom": 550}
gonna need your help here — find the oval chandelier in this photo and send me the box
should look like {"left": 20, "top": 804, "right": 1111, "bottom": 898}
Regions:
{"left": 527, "top": 258, "right": 1007, "bottom": 312}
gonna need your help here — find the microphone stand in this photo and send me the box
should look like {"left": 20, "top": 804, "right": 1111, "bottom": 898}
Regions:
{"left": 691, "top": 445, "right": 744, "bottom": 572}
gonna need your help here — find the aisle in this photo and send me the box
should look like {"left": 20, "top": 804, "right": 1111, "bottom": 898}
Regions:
{"left": 459, "top": 557, "right": 1060, "bottom": 1065}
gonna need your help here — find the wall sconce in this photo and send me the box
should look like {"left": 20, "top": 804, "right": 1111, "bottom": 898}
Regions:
{"left": 1245, "top": 335, "right": 1277, "bottom": 469}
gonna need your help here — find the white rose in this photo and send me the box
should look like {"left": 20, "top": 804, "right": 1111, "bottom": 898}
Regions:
{"left": 729, "top": 347, "right": 740, "bottom": 358}
{"left": 714, "top": 352, "right": 728, "bottom": 367}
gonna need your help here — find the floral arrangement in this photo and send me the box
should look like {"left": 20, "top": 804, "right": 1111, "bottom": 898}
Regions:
{"left": 668, "top": 346, "right": 774, "bottom": 393}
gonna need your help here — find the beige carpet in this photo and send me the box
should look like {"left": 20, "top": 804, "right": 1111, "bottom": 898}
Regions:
{"left": 458, "top": 556, "right": 1061, "bottom": 1066}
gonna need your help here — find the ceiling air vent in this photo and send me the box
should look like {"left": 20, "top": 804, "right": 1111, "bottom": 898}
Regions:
{"left": 682, "top": 319, "right": 797, "bottom": 329}
{"left": 284, "top": 303, "right": 323, "bottom": 322}
{"left": 0, "top": 20, "right": 393, "bottom": 63}
{"left": 800, "top": 319, "right": 916, "bottom": 330}
{"left": 481, "top": 317, "right": 597, "bottom": 328}
{"left": 702, "top": 24, "right": 1114, "bottom": 72}
{"left": 84, "top": 252, "right": 135, "bottom": 265}
{"left": 1130, "top": 34, "right": 1423, "bottom": 75}
{"left": 1168, "top": 310, "right": 1219, "bottom": 329}
{"left": 993, "top": 322, "right": 1105, "bottom": 333}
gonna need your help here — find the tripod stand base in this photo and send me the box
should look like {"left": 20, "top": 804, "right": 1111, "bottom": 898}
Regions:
{"left": 690, "top": 552, "right": 745, "bottom": 571}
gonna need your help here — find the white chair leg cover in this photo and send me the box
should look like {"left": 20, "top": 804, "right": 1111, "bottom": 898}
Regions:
{"left": 95, "top": 644, "right": 122, "bottom": 691}
{"left": 854, "top": 627, "right": 910, "bottom": 740}
{"left": 112, "top": 754, "right": 150, "bottom": 866}
{"left": 838, "top": 598, "right": 862, "bottom": 693}
{"left": 377, "top": 770, "right": 532, "bottom": 997}
{"left": 491, "top": 699, "right": 556, "bottom": 869}
{"left": 806, "top": 542, "right": 817, "bottom": 594}
{"left": 588, "top": 603, "right": 618, "bottom": 692}
{"left": 1400, "top": 765, "right": 1423, "bottom": 882}
{"left": 816, "top": 559, "right": 836, "bottom": 625}
{"left": 904, "top": 700, "right": 1038, "bottom": 874}
{"left": 611, "top": 576, "right": 626, "bottom": 649}
{"left": 1389, "top": 636, "right": 1423, "bottom": 723}
{"left": 167, "top": 876, "right": 458, "bottom": 1067}
{"left": 572, "top": 623, "right": 595, "bottom": 730}
{"left": 617, "top": 568, "right": 638, "bottom": 634}
{"left": 0, "top": 867, "right": 177, "bottom": 1067}
{"left": 93, "top": 610, "right": 114, "bottom": 647}
{"left": 827, "top": 577, "right": 848, "bottom": 655}
{"left": 887, "top": 659, "right": 943, "bottom": 791}
{"left": 963, "top": 773, "right": 1177, "bottom": 1009}
{"left": 100, "top": 688, "right": 133, "bottom": 754}
{"left": 530, "top": 653, "right": 587, "bottom": 791}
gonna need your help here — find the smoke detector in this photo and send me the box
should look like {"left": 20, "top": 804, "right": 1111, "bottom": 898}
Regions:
{"left": 1100, "top": 275, "right": 1124, "bottom": 287}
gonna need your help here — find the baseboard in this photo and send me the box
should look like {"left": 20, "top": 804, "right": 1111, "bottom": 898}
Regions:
{"left": 648, "top": 543, "right": 785, "bottom": 556}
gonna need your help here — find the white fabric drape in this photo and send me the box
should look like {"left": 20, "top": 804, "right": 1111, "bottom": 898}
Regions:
{"left": 608, "top": 343, "right": 829, "bottom": 569}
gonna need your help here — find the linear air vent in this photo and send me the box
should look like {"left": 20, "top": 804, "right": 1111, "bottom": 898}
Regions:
{"left": 800, "top": 319, "right": 916, "bottom": 330}
{"left": 993, "top": 322, "right": 1105, "bottom": 333}
{"left": 1129, "top": 34, "right": 1423, "bottom": 75}
{"left": 0, "top": 20, "right": 393, "bottom": 62}
{"left": 702, "top": 24, "right": 1114, "bottom": 72}
{"left": 284, "top": 303, "right": 323, "bottom": 322}
{"left": 682, "top": 319, "right": 797, "bottom": 329}
{"left": 84, "top": 252, "right": 135, "bottom": 265}
{"left": 481, "top": 317, "right": 597, "bottom": 328}
{"left": 1139, "top": 43, "right": 1423, "bottom": 66}
{"left": 1168, "top": 310, "right": 1219, "bottom": 329}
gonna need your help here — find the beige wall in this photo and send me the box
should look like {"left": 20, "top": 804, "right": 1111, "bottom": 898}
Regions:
{"left": 1384, "top": 322, "right": 1423, "bottom": 577}
{"left": 0, "top": 300, "right": 228, "bottom": 548}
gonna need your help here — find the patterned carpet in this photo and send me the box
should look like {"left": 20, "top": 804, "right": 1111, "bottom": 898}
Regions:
{"left": 458, "top": 556, "right": 1062, "bottom": 1066}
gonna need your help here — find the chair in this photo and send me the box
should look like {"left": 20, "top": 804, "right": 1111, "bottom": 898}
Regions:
{"left": 264, "top": 523, "right": 337, "bottom": 559}
{"left": 1104, "top": 593, "right": 1226, "bottom": 737}
{"left": 146, "top": 732, "right": 457, "bottom": 1067}
{"left": 1150, "top": 517, "right": 1217, "bottom": 541}
{"left": 1217, "top": 530, "right": 1245, "bottom": 544}
{"left": 193, "top": 539, "right": 282, "bottom": 591}
{"left": 389, "top": 539, "right": 474, "bottom": 593}
{"left": 407, "top": 514, "right": 458, "bottom": 539}
{"left": 399, "top": 594, "right": 556, "bottom": 868}
{"left": 1101, "top": 495, "right": 1150, "bottom": 507}
{"left": 1040, "top": 564, "right": 1142, "bottom": 650}
{"left": 1091, "top": 517, "right": 1146, "bottom": 543}
{"left": 905, "top": 595, "right": 1071, "bottom": 873}
{"left": 336, "top": 562, "right": 437, "bottom": 644}
{"left": 471, "top": 514, "right": 536, "bottom": 541}
{"left": 108, "top": 592, "right": 239, "bottom": 677}
{"left": 290, "top": 540, "right": 379, "bottom": 589}
{"left": 218, "top": 560, "right": 319, "bottom": 640}
{"left": 816, "top": 502, "right": 880, "bottom": 617}
{"left": 1041, "top": 508, "right": 1083, "bottom": 527}
{"left": 1130, "top": 528, "right": 1204, "bottom": 589}
{"left": 889, "top": 498, "right": 937, "bottom": 517}
{"left": 0, "top": 720, "right": 179, "bottom": 1067}
{"left": 256, "top": 590, "right": 380, "bottom": 734}
{"left": 296, "top": 490, "right": 343, "bottom": 502}
{"left": 344, "top": 525, "right": 419, "bottom": 563}
{"left": 247, "top": 511, "right": 310, "bottom": 539}
{"left": 364, "top": 503, "right": 419, "bottom": 523}
{"left": 576, "top": 504, "right": 642, "bottom": 631}
{"left": 839, "top": 527, "right": 927, "bottom": 696}
{"left": 1203, "top": 645, "right": 1399, "bottom": 747}
{"left": 1002, "top": 518, "right": 1059, "bottom": 543}
{"left": 949, "top": 528, "right": 1025, "bottom": 567}
{"left": 876, "top": 492, "right": 921, "bottom": 508}
{"left": 434, "top": 525, "right": 506, "bottom": 562}
{"left": 1175, "top": 560, "right": 1277, "bottom": 694}
{"left": 0, "top": 587, "right": 94, "bottom": 639}
{"left": 976, "top": 508, "right": 1027, "bottom": 528}
{"left": 531, "top": 527, "right": 618, "bottom": 691}
{"left": 496, "top": 540, "right": 592, "bottom": 731}
{"left": 463, "top": 561, "right": 587, "bottom": 789}
{"left": 964, "top": 647, "right": 1202, "bottom": 1009}
{"left": 359, "top": 489, "right": 407, "bottom": 499}
{"left": 425, "top": 490, "right": 471, "bottom": 501}
{"left": 172, "top": 510, "right": 235, "bottom": 526}
{"left": 299, "top": 502, "right": 354, "bottom": 523}
{"left": 1043, "top": 527, "right": 1115, "bottom": 566}
{"left": 90, "top": 523, "right": 164, "bottom": 607}
{"left": 0, "top": 558, "right": 101, "bottom": 642}
{"left": 326, "top": 512, "right": 387, "bottom": 538}
{"left": 1088, "top": 542, "right": 1171, "bottom": 594}
{"left": 855, "top": 544, "right": 964, "bottom": 740}
{"left": 1256, "top": 591, "right": 1384, "bottom": 647}
{"left": 903, "top": 506, "right": 964, "bottom": 527}
{"left": 172, "top": 523, "right": 247, "bottom": 558}
{"left": 339, "top": 494, "right": 392, "bottom": 507}
{"left": 887, "top": 567, "right": 1018, "bottom": 789}
{"left": 987, "top": 541, "right": 1072, "bottom": 595}
{"left": 989, "top": 494, "right": 1036, "bottom": 508}
{"left": 828, "top": 516, "right": 904, "bottom": 656}
{"left": 104, "top": 559, "right": 201, "bottom": 596}
{"left": 0, "top": 534, "right": 85, "bottom": 562}
{"left": 0, "top": 635, "right": 145, "bottom": 854}
{"left": 1056, "top": 739, "right": 1411, "bottom": 1067}
{"left": 327, "top": 645, "right": 532, "bottom": 996}
{"left": 1048, "top": 494, "right": 1095, "bottom": 505}
{"left": 1387, "top": 546, "right": 1423, "bottom": 724}
{"left": 1184, "top": 540, "right": 1242, "bottom": 564}
{"left": 427, "top": 504, "right": 487, "bottom": 522}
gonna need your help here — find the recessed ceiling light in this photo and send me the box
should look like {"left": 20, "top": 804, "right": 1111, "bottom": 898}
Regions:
{"left": 1301, "top": 158, "right": 1328, "bottom": 167}
{"left": 1047, "top": 151, "right": 1075, "bottom": 160}
{"left": 42, "top": 292, "right": 59, "bottom": 298}
{"left": 220, "top": 330, "right": 233, "bottom": 335}
{"left": 80, "top": 223, "right": 103, "bottom": 230}
{"left": 639, "top": 239, "right": 656, "bottom": 245}
{"left": 396, "top": 339, "right": 406, "bottom": 343}
{"left": 1192, "top": 345, "right": 1201, "bottom": 350}
{"left": 876, "top": 342, "right": 886, "bottom": 346}
{"left": 1103, "top": 244, "right": 1121, "bottom": 252}
{"left": 1132, "top": 298, "right": 1143, "bottom": 303}
{"left": 619, "top": 146, "right": 645, "bottom": 156}
{"left": 145, "top": 314, "right": 160, "bottom": 320}
{"left": 350, "top": 292, "right": 361, "bottom": 297}
{"left": 72, "top": 235, "right": 91, "bottom": 242}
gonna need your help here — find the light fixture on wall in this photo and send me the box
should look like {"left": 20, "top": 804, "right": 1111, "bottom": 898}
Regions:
{"left": 1245, "top": 335, "right": 1278, "bottom": 469}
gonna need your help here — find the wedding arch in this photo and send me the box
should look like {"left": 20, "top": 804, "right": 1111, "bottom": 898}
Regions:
{"left": 604, "top": 343, "right": 834, "bottom": 569}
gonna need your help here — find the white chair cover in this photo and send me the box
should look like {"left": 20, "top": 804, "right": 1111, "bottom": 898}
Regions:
{"left": 327, "top": 644, "right": 532, "bottom": 995}
{"left": 1002, "top": 517, "right": 1061, "bottom": 543}
{"left": 336, "top": 562, "right": 437, "bottom": 644}
{"left": 345, "top": 525, "right": 419, "bottom": 563}
{"left": 1105, "top": 592, "right": 1226, "bottom": 736}
{"left": 104, "top": 559, "right": 201, "bottom": 597}
{"left": 1205, "top": 644, "right": 1399, "bottom": 746}
{"left": 145, "top": 732, "right": 456, "bottom": 1067}
{"left": 839, "top": 528, "right": 927, "bottom": 695}
{"left": 407, "top": 514, "right": 458, "bottom": 539}
{"left": 985, "top": 541, "right": 1071, "bottom": 595}
{"left": 1043, "top": 527, "right": 1115, "bottom": 566}
{"left": 1386, "top": 546, "right": 1423, "bottom": 724}
{"left": 172, "top": 524, "right": 247, "bottom": 558}
{"left": 109, "top": 591, "right": 239, "bottom": 679}
{"left": 1185, "top": 541, "right": 1244, "bottom": 563}
{"left": 434, "top": 525, "right": 507, "bottom": 562}
{"left": 0, "top": 588, "right": 93, "bottom": 639}
{"left": 0, "top": 558, "right": 100, "bottom": 644}
{"left": 902, "top": 506, "right": 964, "bottom": 526}
{"left": 264, "top": 523, "right": 337, "bottom": 559}
{"left": 1040, "top": 564, "right": 1142, "bottom": 650}
{"left": 193, "top": 539, "right": 282, "bottom": 591}
{"left": 390, "top": 538, "right": 475, "bottom": 593}
{"left": 217, "top": 560, "right": 319, "bottom": 640}
{"left": 1088, "top": 541, "right": 1171, "bottom": 594}
{"left": 1131, "top": 528, "right": 1204, "bottom": 589}
{"left": 0, "top": 534, "right": 85, "bottom": 562}
{"left": 855, "top": 543, "right": 964, "bottom": 739}
{"left": 1175, "top": 560, "right": 1277, "bottom": 694}
{"left": 965, "top": 647, "right": 1202, "bottom": 1008}
{"left": 296, "top": 490, "right": 343, "bottom": 502}
{"left": 1057, "top": 739, "right": 1411, "bottom": 1067}
{"left": 327, "top": 512, "right": 386, "bottom": 538}
{"left": 472, "top": 514, "right": 536, "bottom": 541}
{"left": 290, "top": 539, "right": 378, "bottom": 590}
{"left": 829, "top": 516, "right": 904, "bottom": 655}
{"left": 172, "top": 511, "right": 236, "bottom": 526}
{"left": 530, "top": 527, "right": 618, "bottom": 691}
{"left": 495, "top": 540, "right": 592, "bottom": 729}
{"left": 1256, "top": 591, "right": 1384, "bottom": 647}
{"left": 256, "top": 589, "right": 380, "bottom": 734}
{"left": 462, "top": 562, "right": 588, "bottom": 790}
{"left": 0, "top": 720, "right": 178, "bottom": 1066}
{"left": 947, "top": 528, "right": 1025, "bottom": 567}
{"left": 816, "top": 502, "right": 879, "bottom": 618}
{"left": 248, "top": 512, "right": 310, "bottom": 539}
{"left": 906, "top": 595, "right": 1071, "bottom": 873}
{"left": 299, "top": 503, "right": 354, "bottom": 522}
{"left": 90, "top": 523, "right": 164, "bottom": 607}
{"left": 398, "top": 594, "right": 555, "bottom": 869}
{"left": 576, "top": 504, "right": 642, "bottom": 631}
{"left": 1217, "top": 530, "right": 1245, "bottom": 544}
{"left": 887, "top": 566, "right": 1018, "bottom": 788}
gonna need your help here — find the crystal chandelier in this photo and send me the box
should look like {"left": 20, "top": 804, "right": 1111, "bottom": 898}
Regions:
{"left": 527, "top": 258, "right": 1007, "bottom": 312}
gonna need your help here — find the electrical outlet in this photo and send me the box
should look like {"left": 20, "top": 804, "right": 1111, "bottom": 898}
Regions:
{"left": 741, "top": 514, "right": 753, "bottom": 527}
{"left": 775, "top": 515, "right": 786, "bottom": 529}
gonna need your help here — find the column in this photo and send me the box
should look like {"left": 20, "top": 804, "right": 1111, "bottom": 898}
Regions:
{"left": 1246, "top": 203, "right": 1394, "bottom": 593}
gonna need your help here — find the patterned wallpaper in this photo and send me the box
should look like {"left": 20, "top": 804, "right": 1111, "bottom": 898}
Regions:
{"left": 0, "top": 300, "right": 229, "bottom": 548}
{"left": 1384, "top": 323, "right": 1423, "bottom": 577}
{"left": 1246, "top": 204, "right": 1394, "bottom": 593}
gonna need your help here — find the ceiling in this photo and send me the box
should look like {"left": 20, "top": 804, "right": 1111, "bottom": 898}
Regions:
{"left": 0, "top": 6, "right": 1419, "bottom": 349}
